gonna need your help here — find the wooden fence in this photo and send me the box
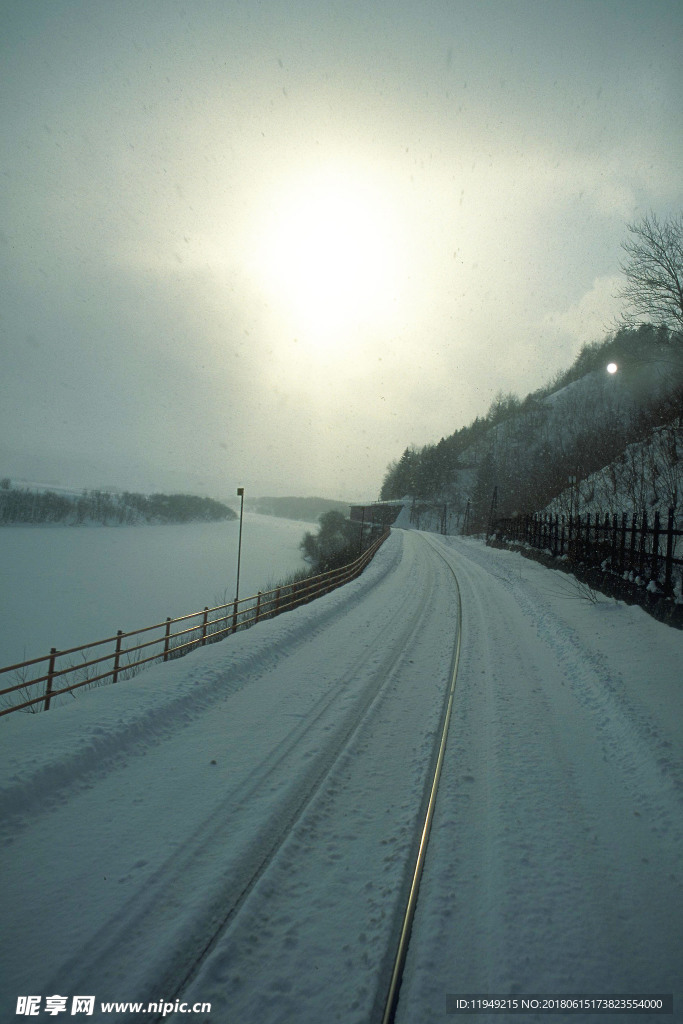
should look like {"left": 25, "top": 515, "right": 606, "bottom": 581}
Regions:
{"left": 491, "top": 508, "right": 683, "bottom": 598}
{"left": 0, "top": 529, "right": 389, "bottom": 718}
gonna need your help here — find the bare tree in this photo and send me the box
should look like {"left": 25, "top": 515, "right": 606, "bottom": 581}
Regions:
{"left": 619, "top": 212, "right": 683, "bottom": 333}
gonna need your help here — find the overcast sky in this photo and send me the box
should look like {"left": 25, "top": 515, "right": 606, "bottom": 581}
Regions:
{"left": 2, "top": 0, "right": 682, "bottom": 503}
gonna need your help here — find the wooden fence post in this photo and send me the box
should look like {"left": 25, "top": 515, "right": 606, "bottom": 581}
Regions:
{"left": 201, "top": 608, "right": 208, "bottom": 646}
{"left": 112, "top": 630, "right": 123, "bottom": 684}
{"left": 255, "top": 592, "right": 261, "bottom": 623}
{"left": 163, "top": 618, "right": 172, "bottom": 662}
{"left": 232, "top": 599, "right": 238, "bottom": 634}
{"left": 44, "top": 647, "right": 57, "bottom": 711}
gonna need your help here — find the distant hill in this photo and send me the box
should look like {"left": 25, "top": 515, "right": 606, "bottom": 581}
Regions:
{"left": 0, "top": 484, "right": 237, "bottom": 526}
{"left": 249, "top": 496, "right": 350, "bottom": 522}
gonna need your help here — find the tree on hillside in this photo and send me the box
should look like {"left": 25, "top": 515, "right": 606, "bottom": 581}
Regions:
{"left": 619, "top": 212, "right": 683, "bottom": 334}
{"left": 300, "top": 511, "right": 361, "bottom": 572}
{"left": 486, "top": 390, "right": 521, "bottom": 425}
{"left": 380, "top": 447, "right": 420, "bottom": 500}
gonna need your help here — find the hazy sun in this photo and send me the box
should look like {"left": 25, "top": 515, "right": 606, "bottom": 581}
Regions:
{"left": 252, "top": 168, "right": 403, "bottom": 346}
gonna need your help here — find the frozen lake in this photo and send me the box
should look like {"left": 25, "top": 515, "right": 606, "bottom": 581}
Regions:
{"left": 0, "top": 513, "right": 310, "bottom": 667}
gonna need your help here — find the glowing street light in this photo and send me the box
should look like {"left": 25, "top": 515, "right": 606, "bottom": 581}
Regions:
{"left": 607, "top": 362, "right": 618, "bottom": 374}
{"left": 235, "top": 487, "right": 245, "bottom": 603}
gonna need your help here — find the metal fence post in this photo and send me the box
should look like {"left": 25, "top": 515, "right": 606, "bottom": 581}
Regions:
{"left": 619, "top": 512, "right": 627, "bottom": 573}
{"left": 639, "top": 510, "right": 648, "bottom": 578}
{"left": 664, "top": 507, "right": 675, "bottom": 596}
{"left": 652, "top": 511, "right": 661, "bottom": 583}
{"left": 629, "top": 513, "right": 637, "bottom": 572}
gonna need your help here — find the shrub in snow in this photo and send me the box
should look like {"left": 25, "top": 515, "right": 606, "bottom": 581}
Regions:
{"left": 300, "top": 511, "right": 365, "bottom": 573}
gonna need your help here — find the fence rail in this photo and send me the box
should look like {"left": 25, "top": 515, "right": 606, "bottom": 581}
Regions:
{"left": 0, "top": 530, "right": 389, "bottom": 718}
{"left": 491, "top": 507, "right": 683, "bottom": 598}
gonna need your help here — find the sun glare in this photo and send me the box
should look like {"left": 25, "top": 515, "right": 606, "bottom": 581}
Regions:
{"left": 252, "top": 170, "right": 403, "bottom": 347}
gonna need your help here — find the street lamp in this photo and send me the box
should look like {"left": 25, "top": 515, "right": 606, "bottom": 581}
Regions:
{"left": 235, "top": 487, "right": 245, "bottom": 603}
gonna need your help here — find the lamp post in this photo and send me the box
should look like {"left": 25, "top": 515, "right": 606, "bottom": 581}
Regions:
{"left": 235, "top": 487, "right": 245, "bottom": 603}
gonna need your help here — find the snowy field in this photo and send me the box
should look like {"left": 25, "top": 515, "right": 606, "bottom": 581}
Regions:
{"left": 1, "top": 529, "right": 681, "bottom": 1023}
{"left": 0, "top": 513, "right": 309, "bottom": 668}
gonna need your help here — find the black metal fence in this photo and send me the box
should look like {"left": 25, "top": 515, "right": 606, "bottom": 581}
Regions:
{"left": 491, "top": 507, "right": 683, "bottom": 598}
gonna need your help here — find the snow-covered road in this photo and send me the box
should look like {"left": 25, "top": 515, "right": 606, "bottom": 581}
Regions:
{"left": 1, "top": 530, "right": 681, "bottom": 1023}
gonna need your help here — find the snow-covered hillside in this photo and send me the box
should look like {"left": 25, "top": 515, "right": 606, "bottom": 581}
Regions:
{"left": 1, "top": 530, "right": 680, "bottom": 1023}
{"left": 383, "top": 329, "right": 683, "bottom": 533}
{"left": 543, "top": 423, "right": 682, "bottom": 526}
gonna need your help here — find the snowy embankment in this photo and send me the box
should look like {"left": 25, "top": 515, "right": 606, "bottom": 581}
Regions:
{"left": 1, "top": 530, "right": 681, "bottom": 1023}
